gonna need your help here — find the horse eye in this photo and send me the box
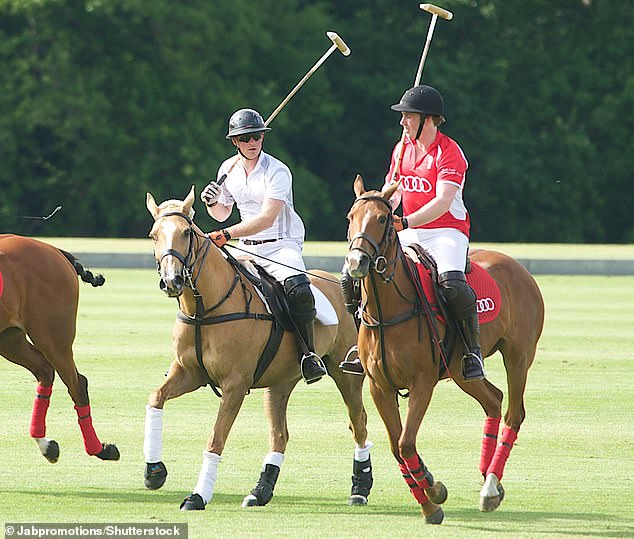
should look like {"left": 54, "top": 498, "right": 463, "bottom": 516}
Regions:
{"left": 378, "top": 215, "right": 387, "bottom": 225}
{"left": 183, "top": 228, "right": 191, "bottom": 237}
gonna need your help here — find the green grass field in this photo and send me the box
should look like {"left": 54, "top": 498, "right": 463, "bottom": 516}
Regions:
{"left": 1, "top": 269, "right": 633, "bottom": 538}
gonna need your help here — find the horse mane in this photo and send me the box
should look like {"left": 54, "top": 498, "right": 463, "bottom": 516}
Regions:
{"left": 60, "top": 250, "right": 105, "bottom": 287}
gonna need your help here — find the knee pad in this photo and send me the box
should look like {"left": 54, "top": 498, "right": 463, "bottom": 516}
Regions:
{"left": 438, "top": 271, "right": 476, "bottom": 320}
{"left": 284, "top": 274, "right": 315, "bottom": 323}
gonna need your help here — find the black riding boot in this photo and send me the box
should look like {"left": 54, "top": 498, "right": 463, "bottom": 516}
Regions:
{"left": 459, "top": 311, "right": 486, "bottom": 381}
{"left": 284, "top": 274, "right": 327, "bottom": 384}
{"left": 298, "top": 318, "right": 327, "bottom": 384}
{"left": 338, "top": 269, "right": 364, "bottom": 375}
{"left": 439, "top": 271, "right": 486, "bottom": 382}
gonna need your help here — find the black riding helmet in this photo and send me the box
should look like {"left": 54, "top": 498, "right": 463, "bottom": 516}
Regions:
{"left": 391, "top": 85, "right": 445, "bottom": 117}
{"left": 226, "top": 108, "right": 271, "bottom": 139}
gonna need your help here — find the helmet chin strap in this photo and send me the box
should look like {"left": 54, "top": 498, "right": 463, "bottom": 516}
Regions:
{"left": 415, "top": 114, "right": 426, "bottom": 141}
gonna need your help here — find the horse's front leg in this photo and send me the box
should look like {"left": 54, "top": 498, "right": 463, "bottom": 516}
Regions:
{"left": 144, "top": 360, "right": 204, "bottom": 491}
{"left": 180, "top": 377, "right": 249, "bottom": 511}
{"left": 399, "top": 382, "right": 446, "bottom": 524}
{"left": 241, "top": 384, "right": 295, "bottom": 507}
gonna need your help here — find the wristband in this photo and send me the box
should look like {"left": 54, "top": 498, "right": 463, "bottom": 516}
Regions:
{"left": 402, "top": 217, "right": 409, "bottom": 229}
{"left": 222, "top": 229, "right": 231, "bottom": 241}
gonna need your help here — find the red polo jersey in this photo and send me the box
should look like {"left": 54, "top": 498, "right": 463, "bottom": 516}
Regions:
{"left": 385, "top": 131, "right": 470, "bottom": 237}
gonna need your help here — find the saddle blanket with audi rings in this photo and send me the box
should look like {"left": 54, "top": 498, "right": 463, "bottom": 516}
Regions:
{"left": 416, "top": 261, "right": 501, "bottom": 324}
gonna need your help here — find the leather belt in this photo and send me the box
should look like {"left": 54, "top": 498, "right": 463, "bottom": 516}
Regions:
{"left": 242, "top": 238, "right": 282, "bottom": 246}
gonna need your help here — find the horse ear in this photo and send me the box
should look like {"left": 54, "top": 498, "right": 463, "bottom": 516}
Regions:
{"left": 183, "top": 185, "right": 195, "bottom": 217}
{"left": 382, "top": 178, "right": 400, "bottom": 201}
{"left": 353, "top": 174, "right": 366, "bottom": 197}
{"left": 146, "top": 192, "right": 159, "bottom": 219}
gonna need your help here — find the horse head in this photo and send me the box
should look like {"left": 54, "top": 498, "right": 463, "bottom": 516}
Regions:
{"left": 345, "top": 175, "right": 400, "bottom": 280}
{"left": 146, "top": 185, "right": 202, "bottom": 297}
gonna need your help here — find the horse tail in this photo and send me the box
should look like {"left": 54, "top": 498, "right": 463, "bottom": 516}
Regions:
{"left": 59, "top": 250, "right": 106, "bottom": 287}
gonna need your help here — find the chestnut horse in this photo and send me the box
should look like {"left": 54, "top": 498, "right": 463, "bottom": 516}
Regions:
{"left": 344, "top": 176, "right": 544, "bottom": 524}
{"left": 0, "top": 235, "right": 120, "bottom": 463}
{"left": 144, "top": 187, "right": 372, "bottom": 510}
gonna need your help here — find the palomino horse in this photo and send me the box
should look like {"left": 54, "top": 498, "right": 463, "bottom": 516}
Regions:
{"left": 344, "top": 176, "right": 544, "bottom": 524}
{"left": 144, "top": 187, "right": 372, "bottom": 510}
{"left": 0, "top": 235, "right": 120, "bottom": 463}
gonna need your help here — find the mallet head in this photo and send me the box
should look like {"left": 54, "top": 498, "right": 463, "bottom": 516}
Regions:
{"left": 419, "top": 3, "right": 453, "bottom": 20}
{"left": 327, "top": 31, "right": 351, "bottom": 56}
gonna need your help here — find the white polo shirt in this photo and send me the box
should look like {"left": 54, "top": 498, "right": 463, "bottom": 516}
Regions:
{"left": 216, "top": 152, "right": 305, "bottom": 243}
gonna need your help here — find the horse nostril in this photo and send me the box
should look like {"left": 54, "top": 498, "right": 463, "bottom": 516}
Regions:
{"left": 173, "top": 275, "right": 184, "bottom": 288}
{"left": 159, "top": 279, "right": 167, "bottom": 291}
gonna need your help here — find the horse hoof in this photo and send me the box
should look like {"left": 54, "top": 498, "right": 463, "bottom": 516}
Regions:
{"left": 96, "top": 443, "right": 120, "bottom": 461}
{"left": 44, "top": 440, "right": 60, "bottom": 463}
{"left": 144, "top": 462, "right": 168, "bottom": 490}
{"left": 241, "top": 494, "right": 261, "bottom": 507}
{"left": 426, "top": 481, "right": 448, "bottom": 505}
{"left": 348, "top": 494, "right": 368, "bottom": 506}
{"left": 180, "top": 493, "right": 205, "bottom": 511}
{"left": 480, "top": 473, "right": 503, "bottom": 512}
{"left": 424, "top": 507, "right": 444, "bottom": 525}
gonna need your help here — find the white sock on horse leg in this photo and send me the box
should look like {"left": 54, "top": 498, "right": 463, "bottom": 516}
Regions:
{"left": 262, "top": 451, "right": 285, "bottom": 470}
{"left": 144, "top": 405, "right": 163, "bottom": 463}
{"left": 354, "top": 441, "right": 373, "bottom": 462}
{"left": 194, "top": 451, "right": 222, "bottom": 504}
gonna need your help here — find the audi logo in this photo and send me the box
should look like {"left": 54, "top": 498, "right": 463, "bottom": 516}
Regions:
{"left": 400, "top": 175, "right": 433, "bottom": 193}
{"left": 477, "top": 297, "right": 496, "bottom": 313}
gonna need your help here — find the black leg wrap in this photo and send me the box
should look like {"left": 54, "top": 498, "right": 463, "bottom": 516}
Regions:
{"left": 246, "top": 464, "right": 280, "bottom": 506}
{"left": 350, "top": 457, "right": 373, "bottom": 503}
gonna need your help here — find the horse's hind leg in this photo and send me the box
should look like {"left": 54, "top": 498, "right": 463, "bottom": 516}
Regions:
{"left": 328, "top": 365, "right": 373, "bottom": 505}
{"left": 32, "top": 330, "right": 119, "bottom": 461}
{"left": 480, "top": 344, "right": 535, "bottom": 512}
{"left": 0, "top": 329, "right": 59, "bottom": 462}
{"left": 242, "top": 384, "right": 295, "bottom": 508}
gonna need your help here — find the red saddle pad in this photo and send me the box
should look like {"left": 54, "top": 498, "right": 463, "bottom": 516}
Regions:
{"left": 416, "top": 261, "right": 501, "bottom": 324}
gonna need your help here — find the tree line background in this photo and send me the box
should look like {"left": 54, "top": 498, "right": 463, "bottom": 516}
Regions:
{"left": 1, "top": 0, "right": 632, "bottom": 243}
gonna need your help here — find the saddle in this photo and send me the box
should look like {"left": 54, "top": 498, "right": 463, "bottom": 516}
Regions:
{"left": 402, "top": 244, "right": 502, "bottom": 376}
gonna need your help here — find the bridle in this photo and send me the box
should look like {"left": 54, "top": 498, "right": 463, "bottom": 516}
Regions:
{"left": 154, "top": 211, "right": 212, "bottom": 293}
{"left": 347, "top": 195, "right": 400, "bottom": 282}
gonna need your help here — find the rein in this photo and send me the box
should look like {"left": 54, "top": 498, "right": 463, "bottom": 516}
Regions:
{"left": 154, "top": 211, "right": 280, "bottom": 398}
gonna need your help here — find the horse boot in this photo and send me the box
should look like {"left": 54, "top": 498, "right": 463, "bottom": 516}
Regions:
{"left": 284, "top": 274, "right": 327, "bottom": 384}
{"left": 438, "top": 271, "right": 486, "bottom": 381}
{"left": 338, "top": 269, "right": 364, "bottom": 376}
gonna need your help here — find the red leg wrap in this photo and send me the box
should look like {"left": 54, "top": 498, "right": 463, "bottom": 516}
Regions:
{"left": 403, "top": 454, "right": 433, "bottom": 489}
{"left": 479, "top": 416, "right": 501, "bottom": 476}
{"left": 30, "top": 384, "right": 53, "bottom": 438}
{"left": 399, "top": 463, "right": 429, "bottom": 505}
{"left": 486, "top": 426, "right": 518, "bottom": 481}
{"left": 74, "top": 405, "right": 103, "bottom": 455}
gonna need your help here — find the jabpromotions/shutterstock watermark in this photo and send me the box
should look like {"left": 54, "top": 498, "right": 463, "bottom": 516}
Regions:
{"left": 4, "top": 524, "right": 188, "bottom": 539}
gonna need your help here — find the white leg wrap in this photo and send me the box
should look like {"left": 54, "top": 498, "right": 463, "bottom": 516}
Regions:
{"left": 354, "top": 440, "right": 373, "bottom": 462}
{"left": 193, "top": 451, "right": 222, "bottom": 504}
{"left": 143, "top": 405, "right": 164, "bottom": 463}
{"left": 263, "top": 451, "right": 285, "bottom": 470}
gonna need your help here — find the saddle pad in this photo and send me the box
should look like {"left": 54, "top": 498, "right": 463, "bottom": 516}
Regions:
{"left": 0, "top": 270, "right": 3, "bottom": 298}
{"left": 250, "top": 281, "right": 338, "bottom": 327}
{"left": 416, "top": 261, "right": 501, "bottom": 324}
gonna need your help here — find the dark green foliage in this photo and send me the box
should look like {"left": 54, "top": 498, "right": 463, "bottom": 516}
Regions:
{"left": 1, "top": 0, "right": 631, "bottom": 242}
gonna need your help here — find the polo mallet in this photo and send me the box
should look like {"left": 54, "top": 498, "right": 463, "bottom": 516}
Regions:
{"left": 215, "top": 31, "right": 351, "bottom": 186}
{"left": 390, "top": 3, "right": 453, "bottom": 183}
{"left": 5, "top": 206, "right": 63, "bottom": 220}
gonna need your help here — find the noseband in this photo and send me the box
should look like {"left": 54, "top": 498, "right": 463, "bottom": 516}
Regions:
{"left": 348, "top": 195, "right": 400, "bottom": 280}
